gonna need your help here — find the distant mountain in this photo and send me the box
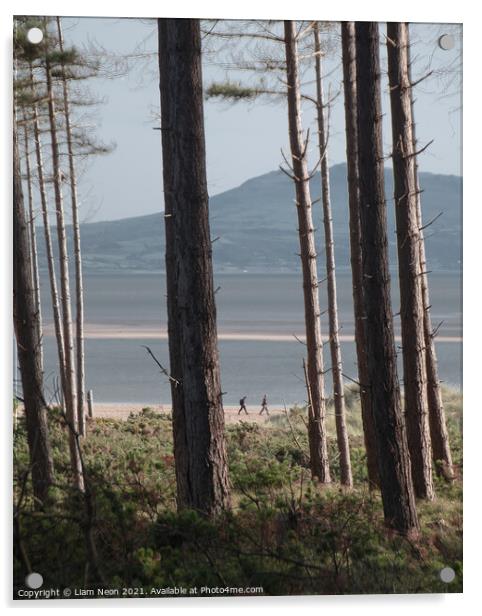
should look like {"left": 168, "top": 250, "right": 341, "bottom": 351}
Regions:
{"left": 38, "top": 163, "right": 462, "bottom": 273}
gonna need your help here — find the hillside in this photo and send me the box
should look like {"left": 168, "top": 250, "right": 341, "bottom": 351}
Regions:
{"left": 38, "top": 163, "right": 462, "bottom": 273}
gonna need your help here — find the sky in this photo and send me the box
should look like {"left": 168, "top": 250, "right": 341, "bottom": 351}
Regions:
{"left": 58, "top": 17, "right": 462, "bottom": 223}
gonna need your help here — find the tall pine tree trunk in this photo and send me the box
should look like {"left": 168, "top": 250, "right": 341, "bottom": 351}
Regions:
{"left": 56, "top": 17, "right": 86, "bottom": 437}
{"left": 416, "top": 168, "right": 454, "bottom": 481}
{"left": 313, "top": 23, "right": 352, "bottom": 487}
{"left": 158, "top": 18, "right": 230, "bottom": 515}
{"left": 30, "top": 64, "right": 67, "bottom": 409}
{"left": 355, "top": 22, "right": 418, "bottom": 534}
{"left": 13, "top": 119, "right": 54, "bottom": 504}
{"left": 21, "top": 111, "right": 43, "bottom": 373}
{"left": 387, "top": 22, "right": 434, "bottom": 500}
{"left": 340, "top": 22, "right": 379, "bottom": 488}
{"left": 406, "top": 30, "right": 454, "bottom": 481}
{"left": 45, "top": 52, "right": 84, "bottom": 491}
{"left": 284, "top": 20, "right": 330, "bottom": 483}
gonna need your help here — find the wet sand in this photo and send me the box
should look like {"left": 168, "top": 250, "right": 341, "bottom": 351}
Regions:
{"left": 43, "top": 324, "right": 462, "bottom": 344}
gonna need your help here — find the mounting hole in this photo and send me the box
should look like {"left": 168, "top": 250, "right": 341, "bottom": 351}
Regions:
{"left": 25, "top": 572, "right": 43, "bottom": 589}
{"left": 27, "top": 27, "right": 44, "bottom": 45}
{"left": 439, "top": 566, "right": 456, "bottom": 583}
{"left": 438, "top": 34, "right": 455, "bottom": 51}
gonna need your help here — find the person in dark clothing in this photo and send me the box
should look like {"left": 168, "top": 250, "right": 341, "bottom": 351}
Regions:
{"left": 259, "top": 394, "right": 269, "bottom": 416}
{"left": 238, "top": 396, "right": 248, "bottom": 415}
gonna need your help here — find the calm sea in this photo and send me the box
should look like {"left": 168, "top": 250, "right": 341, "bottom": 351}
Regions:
{"left": 36, "top": 271, "right": 462, "bottom": 406}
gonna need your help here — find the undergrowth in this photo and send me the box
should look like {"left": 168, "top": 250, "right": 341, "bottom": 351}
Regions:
{"left": 13, "top": 387, "right": 462, "bottom": 596}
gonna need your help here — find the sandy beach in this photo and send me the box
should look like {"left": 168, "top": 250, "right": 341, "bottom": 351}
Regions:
{"left": 90, "top": 403, "right": 284, "bottom": 424}
{"left": 43, "top": 323, "right": 462, "bottom": 344}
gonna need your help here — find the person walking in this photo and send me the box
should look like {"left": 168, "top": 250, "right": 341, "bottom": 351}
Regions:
{"left": 259, "top": 394, "right": 269, "bottom": 416}
{"left": 238, "top": 396, "right": 248, "bottom": 415}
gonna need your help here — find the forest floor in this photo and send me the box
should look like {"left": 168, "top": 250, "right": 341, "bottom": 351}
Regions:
{"left": 13, "top": 385, "right": 463, "bottom": 597}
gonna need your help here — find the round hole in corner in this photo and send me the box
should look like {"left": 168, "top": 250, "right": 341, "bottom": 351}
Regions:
{"left": 25, "top": 572, "right": 44, "bottom": 589}
{"left": 438, "top": 34, "right": 455, "bottom": 51}
{"left": 27, "top": 27, "right": 44, "bottom": 45}
{"left": 439, "top": 566, "right": 456, "bottom": 583}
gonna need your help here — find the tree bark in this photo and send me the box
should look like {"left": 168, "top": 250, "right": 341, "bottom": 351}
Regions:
{"left": 340, "top": 22, "right": 379, "bottom": 488}
{"left": 21, "top": 110, "right": 43, "bottom": 373}
{"left": 355, "top": 22, "right": 418, "bottom": 535}
{"left": 45, "top": 50, "right": 84, "bottom": 491}
{"left": 56, "top": 17, "right": 86, "bottom": 437}
{"left": 406, "top": 28, "right": 454, "bottom": 481}
{"left": 158, "top": 18, "right": 230, "bottom": 515}
{"left": 284, "top": 20, "right": 330, "bottom": 483}
{"left": 313, "top": 23, "right": 352, "bottom": 487}
{"left": 387, "top": 22, "right": 434, "bottom": 500}
{"left": 13, "top": 119, "right": 54, "bottom": 504}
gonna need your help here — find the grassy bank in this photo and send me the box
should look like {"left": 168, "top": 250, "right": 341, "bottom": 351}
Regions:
{"left": 13, "top": 387, "right": 462, "bottom": 596}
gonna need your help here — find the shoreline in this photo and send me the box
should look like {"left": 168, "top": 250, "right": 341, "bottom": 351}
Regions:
{"left": 43, "top": 325, "right": 462, "bottom": 343}
{"left": 84, "top": 403, "right": 284, "bottom": 424}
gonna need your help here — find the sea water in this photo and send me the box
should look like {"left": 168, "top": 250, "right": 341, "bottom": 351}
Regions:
{"left": 37, "top": 271, "right": 462, "bottom": 406}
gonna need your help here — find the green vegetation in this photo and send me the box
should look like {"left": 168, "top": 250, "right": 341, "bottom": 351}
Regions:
{"left": 206, "top": 81, "right": 260, "bottom": 100}
{"left": 13, "top": 388, "right": 462, "bottom": 596}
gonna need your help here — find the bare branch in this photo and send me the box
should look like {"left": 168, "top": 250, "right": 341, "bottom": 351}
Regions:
{"left": 431, "top": 321, "right": 444, "bottom": 339}
{"left": 142, "top": 345, "right": 180, "bottom": 387}
{"left": 410, "top": 70, "right": 434, "bottom": 89}
{"left": 203, "top": 30, "right": 283, "bottom": 43}
{"left": 279, "top": 165, "right": 297, "bottom": 182}
{"left": 296, "top": 21, "right": 317, "bottom": 41}
{"left": 292, "top": 333, "right": 307, "bottom": 346}
{"left": 419, "top": 211, "right": 443, "bottom": 231}
{"left": 280, "top": 147, "right": 294, "bottom": 173}
{"left": 410, "top": 139, "right": 434, "bottom": 158}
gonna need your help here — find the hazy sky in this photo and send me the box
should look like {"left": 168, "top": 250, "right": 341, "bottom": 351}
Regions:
{"left": 60, "top": 18, "right": 462, "bottom": 223}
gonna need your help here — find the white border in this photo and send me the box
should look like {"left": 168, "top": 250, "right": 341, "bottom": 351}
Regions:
{"left": 0, "top": 0, "right": 468, "bottom": 21}
{"left": 2, "top": 1, "right": 478, "bottom": 613}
